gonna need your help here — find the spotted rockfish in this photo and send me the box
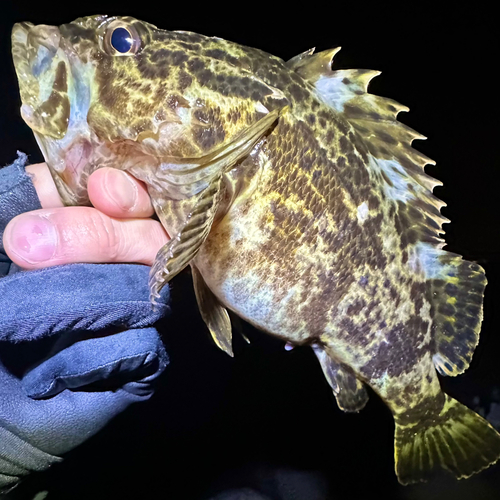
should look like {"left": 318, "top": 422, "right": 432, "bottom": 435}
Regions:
{"left": 12, "top": 15, "right": 500, "bottom": 484}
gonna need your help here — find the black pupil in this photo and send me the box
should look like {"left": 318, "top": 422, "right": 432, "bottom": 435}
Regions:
{"left": 111, "top": 27, "right": 133, "bottom": 53}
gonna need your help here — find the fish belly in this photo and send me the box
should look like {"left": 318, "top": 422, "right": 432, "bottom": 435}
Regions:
{"left": 196, "top": 202, "right": 436, "bottom": 392}
{"left": 194, "top": 207, "right": 332, "bottom": 344}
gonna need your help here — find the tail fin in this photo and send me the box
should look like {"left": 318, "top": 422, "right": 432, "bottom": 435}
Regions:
{"left": 394, "top": 394, "right": 500, "bottom": 484}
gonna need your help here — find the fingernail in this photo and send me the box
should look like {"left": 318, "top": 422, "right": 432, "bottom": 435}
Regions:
{"left": 105, "top": 170, "right": 138, "bottom": 211}
{"left": 7, "top": 215, "right": 57, "bottom": 263}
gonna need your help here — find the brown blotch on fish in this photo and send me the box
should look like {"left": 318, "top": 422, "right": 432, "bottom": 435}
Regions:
{"left": 178, "top": 70, "right": 193, "bottom": 90}
{"left": 347, "top": 298, "right": 367, "bottom": 316}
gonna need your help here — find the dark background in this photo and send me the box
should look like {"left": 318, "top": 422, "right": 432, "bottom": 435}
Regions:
{"left": 1, "top": 1, "right": 500, "bottom": 499}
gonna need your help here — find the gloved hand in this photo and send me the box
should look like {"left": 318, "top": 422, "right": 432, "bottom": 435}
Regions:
{"left": 0, "top": 153, "right": 170, "bottom": 494}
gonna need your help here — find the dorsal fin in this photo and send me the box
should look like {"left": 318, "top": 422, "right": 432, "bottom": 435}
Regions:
{"left": 288, "top": 47, "right": 448, "bottom": 248}
{"left": 288, "top": 47, "right": 487, "bottom": 376}
{"left": 286, "top": 47, "right": 315, "bottom": 70}
{"left": 287, "top": 47, "right": 341, "bottom": 78}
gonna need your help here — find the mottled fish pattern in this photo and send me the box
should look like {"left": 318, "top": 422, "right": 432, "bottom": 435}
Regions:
{"left": 12, "top": 15, "right": 500, "bottom": 484}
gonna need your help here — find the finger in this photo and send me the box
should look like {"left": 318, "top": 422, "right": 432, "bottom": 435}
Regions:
{"left": 88, "top": 168, "right": 155, "bottom": 218}
{"left": 25, "top": 162, "right": 65, "bottom": 208}
{"left": 26, "top": 162, "right": 155, "bottom": 219}
{"left": 3, "top": 207, "right": 169, "bottom": 269}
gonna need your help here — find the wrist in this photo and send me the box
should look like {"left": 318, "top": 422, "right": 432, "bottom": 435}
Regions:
{"left": 0, "top": 425, "right": 62, "bottom": 493}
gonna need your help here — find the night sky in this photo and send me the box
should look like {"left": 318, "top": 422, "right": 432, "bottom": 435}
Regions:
{"left": 1, "top": 2, "right": 499, "bottom": 499}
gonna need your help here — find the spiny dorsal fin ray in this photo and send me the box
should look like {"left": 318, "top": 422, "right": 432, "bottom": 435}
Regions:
{"left": 286, "top": 47, "right": 315, "bottom": 69}
{"left": 291, "top": 47, "right": 341, "bottom": 79}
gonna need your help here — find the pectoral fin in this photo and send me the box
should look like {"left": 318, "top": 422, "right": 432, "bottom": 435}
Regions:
{"left": 158, "top": 106, "right": 283, "bottom": 200}
{"left": 313, "top": 345, "right": 368, "bottom": 412}
{"left": 149, "top": 174, "right": 223, "bottom": 303}
{"left": 191, "top": 264, "right": 233, "bottom": 356}
{"left": 149, "top": 106, "right": 285, "bottom": 304}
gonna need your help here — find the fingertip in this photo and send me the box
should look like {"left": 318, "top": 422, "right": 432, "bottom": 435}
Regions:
{"left": 3, "top": 212, "right": 59, "bottom": 269}
{"left": 88, "top": 168, "right": 154, "bottom": 218}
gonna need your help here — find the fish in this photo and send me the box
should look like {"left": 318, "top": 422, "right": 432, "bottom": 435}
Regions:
{"left": 11, "top": 14, "right": 500, "bottom": 484}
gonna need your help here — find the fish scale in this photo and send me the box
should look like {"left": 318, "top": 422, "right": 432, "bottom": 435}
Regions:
{"left": 11, "top": 14, "right": 500, "bottom": 484}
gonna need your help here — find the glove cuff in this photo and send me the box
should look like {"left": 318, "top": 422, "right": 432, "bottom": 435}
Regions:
{"left": 0, "top": 425, "right": 62, "bottom": 493}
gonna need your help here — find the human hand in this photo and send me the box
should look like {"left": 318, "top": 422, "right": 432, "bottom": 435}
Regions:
{"left": 3, "top": 162, "right": 168, "bottom": 268}
{"left": 0, "top": 156, "right": 170, "bottom": 493}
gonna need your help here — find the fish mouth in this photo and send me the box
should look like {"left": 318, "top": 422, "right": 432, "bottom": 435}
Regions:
{"left": 12, "top": 22, "right": 95, "bottom": 206}
{"left": 12, "top": 22, "right": 70, "bottom": 139}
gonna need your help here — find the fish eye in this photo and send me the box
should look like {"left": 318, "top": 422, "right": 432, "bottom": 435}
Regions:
{"left": 103, "top": 21, "right": 141, "bottom": 56}
{"left": 111, "top": 27, "right": 133, "bottom": 53}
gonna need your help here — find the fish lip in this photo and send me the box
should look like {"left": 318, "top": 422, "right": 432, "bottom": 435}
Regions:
{"left": 11, "top": 22, "right": 31, "bottom": 67}
{"left": 29, "top": 25, "right": 62, "bottom": 55}
{"left": 12, "top": 21, "right": 34, "bottom": 42}
{"left": 12, "top": 21, "right": 61, "bottom": 49}
{"left": 12, "top": 22, "right": 62, "bottom": 76}
{"left": 11, "top": 23, "right": 36, "bottom": 67}
{"left": 12, "top": 21, "right": 71, "bottom": 139}
{"left": 12, "top": 22, "right": 37, "bottom": 108}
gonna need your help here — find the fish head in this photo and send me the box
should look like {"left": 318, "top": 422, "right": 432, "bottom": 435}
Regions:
{"left": 12, "top": 15, "right": 285, "bottom": 205}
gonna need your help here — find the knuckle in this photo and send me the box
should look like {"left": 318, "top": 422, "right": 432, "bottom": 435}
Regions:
{"left": 88, "top": 210, "right": 122, "bottom": 261}
{"left": 122, "top": 219, "right": 166, "bottom": 265}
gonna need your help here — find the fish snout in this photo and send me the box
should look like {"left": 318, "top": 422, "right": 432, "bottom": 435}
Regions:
{"left": 12, "top": 23, "right": 61, "bottom": 79}
{"left": 25, "top": 24, "right": 63, "bottom": 83}
{"left": 27, "top": 24, "right": 61, "bottom": 55}
{"left": 12, "top": 22, "right": 70, "bottom": 140}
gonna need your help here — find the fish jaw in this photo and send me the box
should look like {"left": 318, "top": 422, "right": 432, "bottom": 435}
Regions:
{"left": 12, "top": 21, "right": 96, "bottom": 205}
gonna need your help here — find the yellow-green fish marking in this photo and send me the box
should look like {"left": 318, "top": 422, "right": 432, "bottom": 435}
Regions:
{"left": 12, "top": 15, "right": 500, "bottom": 484}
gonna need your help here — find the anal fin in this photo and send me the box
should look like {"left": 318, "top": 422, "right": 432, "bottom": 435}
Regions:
{"left": 191, "top": 264, "right": 233, "bottom": 357}
{"left": 312, "top": 345, "right": 368, "bottom": 412}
